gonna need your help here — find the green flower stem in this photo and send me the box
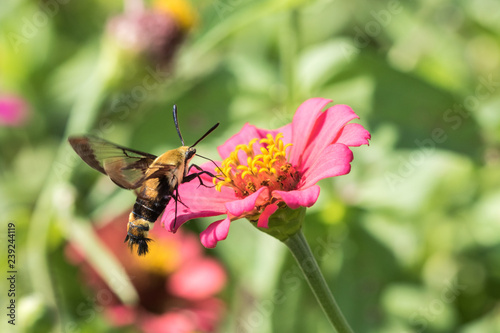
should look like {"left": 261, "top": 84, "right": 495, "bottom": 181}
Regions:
{"left": 284, "top": 229, "right": 354, "bottom": 333}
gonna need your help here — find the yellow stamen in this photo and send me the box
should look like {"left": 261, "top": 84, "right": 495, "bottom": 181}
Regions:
{"left": 214, "top": 133, "right": 299, "bottom": 198}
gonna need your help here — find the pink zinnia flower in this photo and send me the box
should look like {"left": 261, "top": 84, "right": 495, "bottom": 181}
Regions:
{"left": 161, "top": 98, "right": 371, "bottom": 248}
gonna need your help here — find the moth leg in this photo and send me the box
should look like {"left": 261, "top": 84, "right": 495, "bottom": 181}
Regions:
{"left": 184, "top": 164, "right": 218, "bottom": 188}
{"left": 172, "top": 184, "right": 189, "bottom": 230}
{"left": 168, "top": 175, "right": 188, "bottom": 209}
{"left": 187, "top": 164, "right": 219, "bottom": 177}
{"left": 173, "top": 185, "right": 179, "bottom": 229}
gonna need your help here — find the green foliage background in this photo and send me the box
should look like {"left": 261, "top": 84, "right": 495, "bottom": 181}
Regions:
{"left": 1, "top": 0, "right": 500, "bottom": 332}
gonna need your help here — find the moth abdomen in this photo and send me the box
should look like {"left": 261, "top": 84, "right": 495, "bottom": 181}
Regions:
{"left": 132, "top": 197, "right": 168, "bottom": 222}
{"left": 124, "top": 176, "right": 173, "bottom": 255}
{"left": 124, "top": 232, "right": 152, "bottom": 256}
{"left": 125, "top": 213, "right": 156, "bottom": 256}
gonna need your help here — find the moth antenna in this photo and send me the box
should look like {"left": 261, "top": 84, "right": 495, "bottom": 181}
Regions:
{"left": 191, "top": 123, "right": 220, "bottom": 148}
{"left": 172, "top": 104, "right": 185, "bottom": 146}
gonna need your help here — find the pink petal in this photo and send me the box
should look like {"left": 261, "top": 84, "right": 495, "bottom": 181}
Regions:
{"left": 225, "top": 187, "right": 268, "bottom": 217}
{"left": 273, "top": 185, "right": 320, "bottom": 209}
{"left": 161, "top": 161, "right": 236, "bottom": 232}
{"left": 168, "top": 258, "right": 227, "bottom": 300}
{"left": 289, "top": 98, "right": 332, "bottom": 166}
{"left": 299, "top": 104, "right": 359, "bottom": 170}
{"left": 217, "top": 123, "right": 292, "bottom": 160}
{"left": 200, "top": 218, "right": 231, "bottom": 248}
{"left": 257, "top": 203, "right": 279, "bottom": 228}
{"left": 336, "top": 123, "right": 371, "bottom": 147}
{"left": 300, "top": 144, "right": 353, "bottom": 189}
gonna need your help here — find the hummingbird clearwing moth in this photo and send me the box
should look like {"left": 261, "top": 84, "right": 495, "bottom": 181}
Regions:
{"left": 69, "top": 105, "right": 219, "bottom": 255}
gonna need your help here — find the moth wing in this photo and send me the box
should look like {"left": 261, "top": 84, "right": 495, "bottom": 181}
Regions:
{"left": 68, "top": 136, "right": 157, "bottom": 189}
{"left": 146, "top": 164, "right": 177, "bottom": 181}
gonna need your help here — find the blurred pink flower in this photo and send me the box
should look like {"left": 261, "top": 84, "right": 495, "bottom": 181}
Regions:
{"left": 161, "top": 98, "right": 371, "bottom": 248}
{"left": 106, "top": 0, "right": 196, "bottom": 69}
{"left": 107, "top": 10, "right": 183, "bottom": 67}
{"left": 168, "top": 257, "right": 227, "bottom": 301}
{"left": 0, "top": 95, "right": 29, "bottom": 127}
{"left": 66, "top": 211, "right": 227, "bottom": 333}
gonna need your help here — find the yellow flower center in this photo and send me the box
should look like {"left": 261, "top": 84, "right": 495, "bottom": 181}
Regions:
{"left": 133, "top": 240, "right": 180, "bottom": 275}
{"left": 215, "top": 133, "right": 299, "bottom": 198}
{"left": 154, "top": 0, "right": 198, "bottom": 31}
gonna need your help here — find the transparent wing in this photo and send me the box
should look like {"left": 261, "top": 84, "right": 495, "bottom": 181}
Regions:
{"left": 68, "top": 136, "right": 157, "bottom": 189}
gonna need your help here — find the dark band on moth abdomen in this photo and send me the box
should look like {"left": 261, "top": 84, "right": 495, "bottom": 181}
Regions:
{"left": 132, "top": 196, "right": 170, "bottom": 223}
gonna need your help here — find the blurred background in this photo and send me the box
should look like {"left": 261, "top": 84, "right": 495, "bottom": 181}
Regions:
{"left": 1, "top": 0, "right": 500, "bottom": 332}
